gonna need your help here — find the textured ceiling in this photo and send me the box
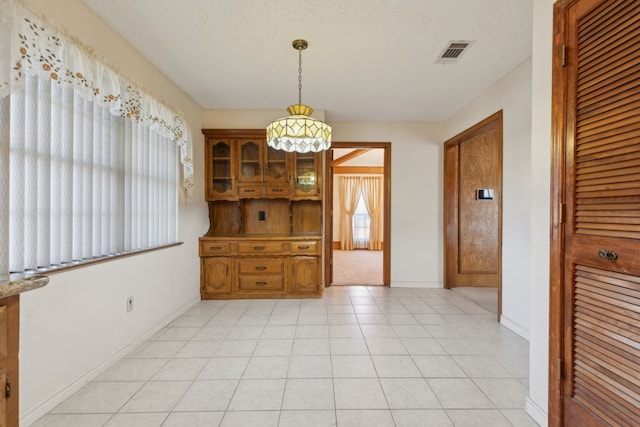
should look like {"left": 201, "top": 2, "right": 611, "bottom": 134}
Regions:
{"left": 82, "top": 0, "right": 532, "bottom": 122}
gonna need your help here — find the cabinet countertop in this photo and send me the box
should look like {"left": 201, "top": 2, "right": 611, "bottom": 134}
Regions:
{"left": 0, "top": 275, "right": 49, "bottom": 298}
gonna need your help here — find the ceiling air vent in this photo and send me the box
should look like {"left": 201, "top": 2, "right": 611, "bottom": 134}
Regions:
{"left": 436, "top": 40, "right": 474, "bottom": 64}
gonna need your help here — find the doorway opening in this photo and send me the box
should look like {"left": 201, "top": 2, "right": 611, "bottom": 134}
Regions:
{"left": 324, "top": 142, "right": 391, "bottom": 287}
{"left": 443, "top": 111, "right": 503, "bottom": 318}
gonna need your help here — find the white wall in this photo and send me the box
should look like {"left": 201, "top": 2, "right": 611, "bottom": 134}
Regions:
{"left": 19, "top": 0, "right": 208, "bottom": 424}
{"left": 332, "top": 123, "right": 445, "bottom": 287}
{"left": 527, "top": 0, "right": 555, "bottom": 424}
{"left": 442, "top": 58, "right": 533, "bottom": 339}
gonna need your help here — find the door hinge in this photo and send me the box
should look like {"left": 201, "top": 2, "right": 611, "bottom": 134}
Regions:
{"left": 559, "top": 203, "right": 566, "bottom": 224}
{"left": 558, "top": 359, "right": 563, "bottom": 380}
{"left": 561, "top": 45, "right": 567, "bottom": 67}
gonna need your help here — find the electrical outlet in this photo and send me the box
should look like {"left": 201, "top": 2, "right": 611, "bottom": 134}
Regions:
{"left": 126, "top": 296, "right": 134, "bottom": 312}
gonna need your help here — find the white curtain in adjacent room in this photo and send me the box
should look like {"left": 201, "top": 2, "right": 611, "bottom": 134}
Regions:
{"left": 360, "top": 176, "right": 383, "bottom": 250}
{"left": 339, "top": 176, "right": 361, "bottom": 251}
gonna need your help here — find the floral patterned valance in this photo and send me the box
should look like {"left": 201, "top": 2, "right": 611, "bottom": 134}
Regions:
{"left": 0, "top": 0, "right": 194, "bottom": 201}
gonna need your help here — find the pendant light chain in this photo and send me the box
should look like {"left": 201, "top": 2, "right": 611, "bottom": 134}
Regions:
{"left": 297, "top": 47, "right": 303, "bottom": 105}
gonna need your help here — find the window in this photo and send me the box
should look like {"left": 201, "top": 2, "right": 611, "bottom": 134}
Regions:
{"left": 352, "top": 195, "right": 370, "bottom": 249}
{"left": 1, "top": 75, "right": 178, "bottom": 275}
{"left": 0, "top": 2, "right": 193, "bottom": 278}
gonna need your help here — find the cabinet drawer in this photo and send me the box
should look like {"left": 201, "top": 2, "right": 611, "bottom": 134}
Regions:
{"left": 289, "top": 241, "right": 319, "bottom": 255}
{"left": 237, "top": 242, "right": 284, "bottom": 254}
{"left": 263, "top": 184, "right": 290, "bottom": 197}
{"left": 200, "top": 241, "right": 231, "bottom": 256}
{"left": 237, "top": 258, "right": 285, "bottom": 275}
{"left": 238, "top": 276, "right": 284, "bottom": 291}
{"left": 238, "top": 184, "right": 262, "bottom": 197}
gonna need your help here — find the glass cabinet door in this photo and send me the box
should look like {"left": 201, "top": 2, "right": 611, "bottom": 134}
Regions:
{"left": 238, "top": 139, "right": 262, "bottom": 182}
{"left": 293, "top": 152, "right": 320, "bottom": 198}
{"left": 264, "top": 146, "right": 288, "bottom": 183}
{"left": 207, "top": 139, "right": 234, "bottom": 200}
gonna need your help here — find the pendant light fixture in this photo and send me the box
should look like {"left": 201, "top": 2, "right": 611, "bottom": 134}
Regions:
{"left": 266, "top": 39, "right": 332, "bottom": 153}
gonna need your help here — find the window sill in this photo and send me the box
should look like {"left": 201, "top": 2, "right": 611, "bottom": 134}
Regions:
{"left": 9, "top": 242, "right": 184, "bottom": 279}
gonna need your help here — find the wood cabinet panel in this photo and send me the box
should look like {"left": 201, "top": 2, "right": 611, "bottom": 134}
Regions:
{"left": 237, "top": 241, "right": 284, "bottom": 254}
{"left": 201, "top": 129, "right": 323, "bottom": 300}
{"left": 290, "top": 257, "right": 320, "bottom": 294}
{"left": 0, "top": 296, "right": 19, "bottom": 427}
{"left": 237, "top": 184, "right": 262, "bottom": 197}
{"left": 201, "top": 257, "right": 232, "bottom": 297}
{"left": 199, "top": 237, "right": 321, "bottom": 299}
{"left": 289, "top": 241, "right": 320, "bottom": 255}
{"left": 238, "top": 276, "right": 285, "bottom": 291}
{"left": 200, "top": 242, "right": 231, "bottom": 256}
{"left": 237, "top": 258, "right": 285, "bottom": 274}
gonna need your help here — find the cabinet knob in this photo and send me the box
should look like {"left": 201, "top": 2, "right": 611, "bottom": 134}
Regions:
{"left": 255, "top": 266, "right": 267, "bottom": 271}
{"left": 256, "top": 281, "right": 267, "bottom": 286}
{"left": 298, "top": 245, "right": 310, "bottom": 249}
{"left": 254, "top": 246, "right": 266, "bottom": 250}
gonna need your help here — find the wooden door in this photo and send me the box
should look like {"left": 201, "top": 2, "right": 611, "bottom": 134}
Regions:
{"left": 0, "top": 296, "right": 18, "bottom": 427}
{"left": 550, "top": 0, "right": 640, "bottom": 425}
{"left": 444, "top": 112, "right": 503, "bottom": 289}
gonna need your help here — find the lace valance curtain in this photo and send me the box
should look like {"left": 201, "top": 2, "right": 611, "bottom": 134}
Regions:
{"left": 0, "top": 0, "right": 194, "bottom": 201}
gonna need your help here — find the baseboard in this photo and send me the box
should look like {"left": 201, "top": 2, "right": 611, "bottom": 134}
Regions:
{"left": 20, "top": 297, "right": 200, "bottom": 426}
{"left": 499, "top": 314, "right": 530, "bottom": 340}
{"left": 525, "top": 396, "right": 547, "bottom": 426}
{"left": 332, "top": 242, "right": 384, "bottom": 250}
{"left": 390, "top": 281, "right": 443, "bottom": 288}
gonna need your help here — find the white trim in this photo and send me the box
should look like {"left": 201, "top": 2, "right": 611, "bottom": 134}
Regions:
{"left": 500, "top": 314, "right": 530, "bottom": 340}
{"left": 19, "top": 297, "right": 200, "bottom": 426}
{"left": 390, "top": 281, "right": 443, "bottom": 288}
{"left": 525, "top": 396, "right": 547, "bottom": 426}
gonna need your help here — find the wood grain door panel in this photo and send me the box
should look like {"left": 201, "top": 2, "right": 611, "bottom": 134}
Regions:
{"left": 444, "top": 112, "right": 503, "bottom": 289}
{"left": 458, "top": 132, "right": 501, "bottom": 275}
{"left": 551, "top": 0, "right": 640, "bottom": 425}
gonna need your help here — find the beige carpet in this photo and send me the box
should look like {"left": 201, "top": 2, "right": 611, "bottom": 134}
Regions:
{"left": 332, "top": 249, "right": 383, "bottom": 286}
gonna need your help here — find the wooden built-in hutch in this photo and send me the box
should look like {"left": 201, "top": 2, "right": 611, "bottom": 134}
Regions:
{"left": 200, "top": 129, "right": 323, "bottom": 299}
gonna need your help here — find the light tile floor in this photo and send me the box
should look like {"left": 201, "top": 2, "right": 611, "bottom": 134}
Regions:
{"left": 31, "top": 286, "right": 539, "bottom": 427}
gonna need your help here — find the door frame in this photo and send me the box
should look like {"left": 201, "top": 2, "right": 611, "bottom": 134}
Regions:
{"left": 324, "top": 142, "right": 391, "bottom": 287}
{"left": 548, "top": 1, "right": 570, "bottom": 424}
{"left": 443, "top": 111, "right": 503, "bottom": 318}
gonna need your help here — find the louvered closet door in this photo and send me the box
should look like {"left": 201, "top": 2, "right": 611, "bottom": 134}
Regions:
{"left": 563, "top": 0, "right": 640, "bottom": 425}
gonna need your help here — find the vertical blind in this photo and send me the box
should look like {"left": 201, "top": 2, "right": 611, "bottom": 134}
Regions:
{"left": 0, "top": 74, "right": 178, "bottom": 275}
{"left": 0, "top": 0, "right": 192, "bottom": 278}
